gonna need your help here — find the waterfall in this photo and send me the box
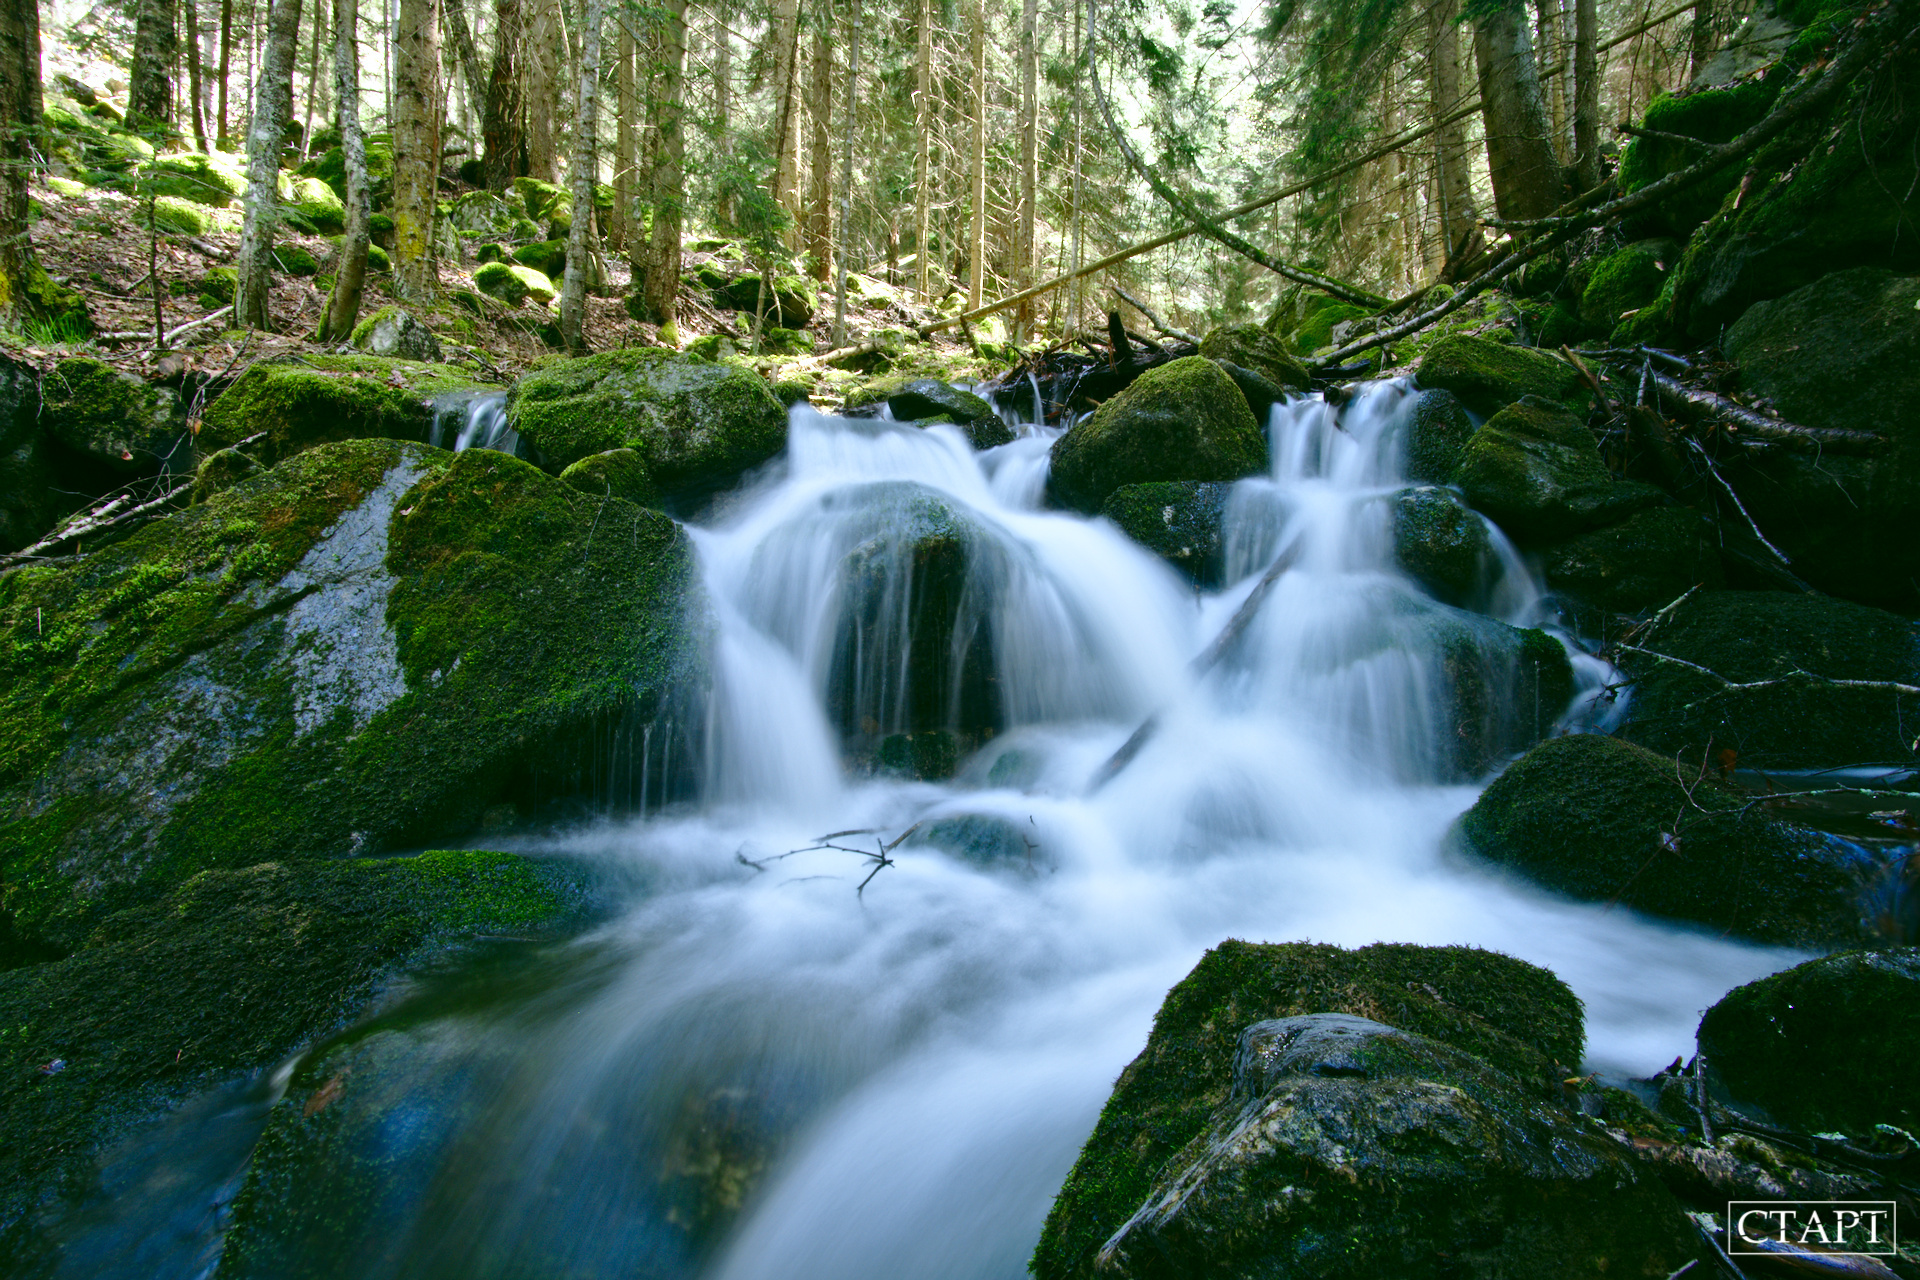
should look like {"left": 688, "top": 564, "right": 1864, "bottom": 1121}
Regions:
{"left": 430, "top": 392, "right": 523, "bottom": 456}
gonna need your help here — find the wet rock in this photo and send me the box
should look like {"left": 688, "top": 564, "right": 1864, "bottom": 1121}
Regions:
{"left": 1454, "top": 397, "right": 1661, "bottom": 543}
{"left": 348, "top": 305, "right": 443, "bottom": 363}
{"left": 1101, "top": 481, "right": 1232, "bottom": 587}
{"left": 37, "top": 357, "right": 186, "bottom": 476}
{"left": 875, "top": 730, "right": 963, "bottom": 781}
{"left": 1698, "top": 948, "right": 1920, "bottom": 1136}
{"left": 1391, "top": 486, "right": 1490, "bottom": 606}
{"left": 558, "top": 447, "right": 658, "bottom": 507}
{"left": 1213, "top": 360, "right": 1290, "bottom": 425}
{"left": 884, "top": 378, "right": 993, "bottom": 425}
{"left": 1092, "top": 1014, "right": 1697, "bottom": 1280}
{"left": 198, "top": 354, "right": 488, "bottom": 465}
{"left": 1413, "top": 334, "right": 1585, "bottom": 417}
{"left": 0, "top": 440, "right": 699, "bottom": 951}
{"left": 1619, "top": 589, "right": 1920, "bottom": 772}
{"left": 1404, "top": 387, "right": 1473, "bottom": 484}
{"left": 1456, "top": 734, "right": 1869, "bottom": 948}
{"left": 1418, "top": 607, "right": 1575, "bottom": 777}
{"left": 1536, "top": 505, "right": 1724, "bottom": 619}
{"left": 1031, "top": 939, "right": 1590, "bottom": 1279}
{"left": 1716, "top": 268, "right": 1920, "bottom": 609}
{"left": 1196, "top": 322, "right": 1311, "bottom": 391}
{"left": 505, "top": 348, "right": 786, "bottom": 500}
{"left": 1048, "top": 357, "right": 1266, "bottom": 513}
{"left": 910, "top": 812, "right": 1042, "bottom": 870}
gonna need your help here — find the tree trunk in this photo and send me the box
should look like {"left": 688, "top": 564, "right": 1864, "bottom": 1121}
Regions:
{"left": 300, "top": 0, "right": 325, "bottom": 156}
{"left": 128, "top": 0, "right": 178, "bottom": 131}
{"left": 0, "top": 0, "right": 44, "bottom": 330}
{"left": 183, "top": 0, "right": 208, "bottom": 149}
{"left": 442, "top": 0, "right": 488, "bottom": 126}
{"left": 1428, "top": 0, "right": 1483, "bottom": 269}
{"left": 560, "top": 0, "right": 606, "bottom": 349}
{"left": 803, "top": 16, "right": 833, "bottom": 281}
{"left": 234, "top": 0, "right": 303, "bottom": 329}
{"left": 768, "top": 0, "right": 803, "bottom": 228}
{"left": 640, "top": 0, "right": 685, "bottom": 326}
{"left": 832, "top": 0, "right": 859, "bottom": 345}
{"left": 1689, "top": 0, "right": 1718, "bottom": 78}
{"left": 1015, "top": 0, "right": 1037, "bottom": 338}
{"left": 914, "top": 0, "right": 931, "bottom": 302}
{"left": 1473, "top": 0, "right": 1567, "bottom": 222}
{"left": 526, "top": 0, "right": 562, "bottom": 183}
{"left": 711, "top": 0, "right": 731, "bottom": 225}
{"left": 391, "top": 0, "right": 441, "bottom": 303}
{"left": 216, "top": 0, "right": 232, "bottom": 147}
{"left": 482, "top": 0, "right": 525, "bottom": 188}
{"left": 611, "top": 12, "right": 632, "bottom": 254}
{"left": 319, "top": 0, "right": 371, "bottom": 341}
{"left": 1573, "top": 0, "right": 1600, "bottom": 189}
{"left": 968, "top": 0, "right": 985, "bottom": 309}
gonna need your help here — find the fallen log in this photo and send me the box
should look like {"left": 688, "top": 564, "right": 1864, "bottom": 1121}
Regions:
{"left": 1650, "top": 372, "right": 1885, "bottom": 455}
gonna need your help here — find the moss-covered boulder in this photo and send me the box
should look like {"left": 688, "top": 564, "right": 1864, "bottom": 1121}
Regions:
{"left": 472, "top": 260, "right": 529, "bottom": 305}
{"left": 326, "top": 236, "right": 390, "bottom": 273}
{"left": 149, "top": 194, "right": 212, "bottom": 236}
{"left": 558, "top": 447, "right": 658, "bottom": 507}
{"left": 1454, "top": 398, "right": 1659, "bottom": 543}
{"left": 1196, "top": 323, "right": 1311, "bottom": 392}
{"left": 1616, "top": 83, "right": 1777, "bottom": 239}
{"left": 711, "top": 272, "right": 818, "bottom": 328}
{"left": 1715, "top": 268, "right": 1920, "bottom": 609}
{"left": 0, "top": 440, "right": 697, "bottom": 952}
{"left": 1698, "top": 948, "right": 1920, "bottom": 1136}
{"left": 1420, "top": 608, "right": 1574, "bottom": 777}
{"left": 199, "top": 264, "right": 238, "bottom": 306}
{"left": 1392, "top": 486, "right": 1492, "bottom": 606}
{"left": 1088, "top": 1013, "right": 1696, "bottom": 1280}
{"left": 1578, "top": 239, "right": 1680, "bottom": 332}
{"left": 505, "top": 262, "right": 556, "bottom": 304}
{"left": 38, "top": 357, "right": 185, "bottom": 476}
{"left": 1267, "top": 285, "right": 1373, "bottom": 355}
{"left": 1048, "top": 357, "right": 1266, "bottom": 513}
{"left": 448, "top": 190, "right": 521, "bottom": 236}
{"left": 287, "top": 174, "right": 346, "bottom": 234}
{"left": 299, "top": 141, "right": 394, "bottom": 205}
{"left": 348, "top": 305, "right": 443, "bottom": 363}
{"left": 272, "top": 243, "right": 319, "bottom": 277}
{"left": 0, "top": 851, "right": 589, "bottom": 1260}
{"left": 136, "top": 151, "right": 247, "bottom": 208}
{"left": 1456, "top": 734, "right": 1868, "bottom": 948}
{"left": 0, "top": 356, "right": 59, "bottom": 553}
{"left": 884, "top": 378, "right": 993, "bottom": 426}
{"left": 1404, "top": 387, "right": 1474, "bottom": 484}
{"left": 1619, "top": 589, "right": 1920, "bottom": 772}
{"left": 1101, "top": 481, "right": 1232, "bottom": 587}
{"left": 512, "top": 238, "right": 570, "bottom": 279}
{"left": 199, "top": 355, "right": 488, "bottom": 464}
{"left": 505, "top": 348, "right": 785, "bottom": 499}
{"left": 511, "top": 176, "right": 569, "bottom": 224}
{"left": 1031, "top": 940, "right": 1592, "bottom": 1279}
{"left": 1535, "top": 505, "right": 1724, "bottom": 618}
{"left": 188, "top": 444, "right": 262, "bottom": 502}
{"left": 1413, "top": 335, "right": 1585, "bottom": 417}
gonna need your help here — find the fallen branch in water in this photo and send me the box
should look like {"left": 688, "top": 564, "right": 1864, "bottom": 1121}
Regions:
{"left": 744, "top": 822, "right": 926, "bottom": 896}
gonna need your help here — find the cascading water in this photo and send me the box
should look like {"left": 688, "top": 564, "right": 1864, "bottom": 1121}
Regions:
{"left": 59, "top": 384, "right": 1806, "bottom": 1280}
{"left": 430, "top": 392, "right": 522, "bottom": 456}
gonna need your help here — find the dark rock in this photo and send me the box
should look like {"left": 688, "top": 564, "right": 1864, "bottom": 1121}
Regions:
{"left": 909, "top": 813, "right": 1042, "bottom": 869}
{"left": 558, "top": 447, "right": 659, "bottom": 507}
{"left": 0, "top": 354, "right": 59, "bottom": 552}
{"left": 1536, "top": 505, "right": 1724, "bottom": 619}
{"left": 1048, "top": 357, "right": 1266, "bottom": 513}
{"left": 1616, "top": 82, "right": 1776, "bottom": 239}
{"left": 1457, "top": 734, "right": 1869, "bottom": 948}
{"left": 1578, "top": 239, "right": 1681, "bottom": 333}
{"left": 885, "top": 378, "right": 993, "bottom": 425}
{"left": 1413, "top": 334, "right": 1586, "bottom": 417}
{"left": 1698, "top": 947, "right": 1920, "bottom": 1136}
{"left": 1404, "top": 387, "right": 1473, "bottom": 484}
{"left": 1454, "top": 397, "right": 1661, "bottom": 543}
{"left": 875, "top": 730, "right": 963, "bottom": 780}
{"left": 1031, "top": 939, "right": 1591, "bottom": 1279}
{"left": 1213, "top": 360, "right": 1289, "bottom": 426}
{"left": 1196, "top": 323, "right": 1311, "bottom": 391}
{"left": 1092, "top": 1014, "right": 1697, "bottom": 1280}
{"left": 1101, "top": 481, "right": 1232, "bottom": 587}
{"left": 198, "top": 355, "right": 489, "bottom": 465}
{"left": 1417, "top": 607, "right": 1575, "bottom": 777}
{"left": 38, "top": 357, "right": 186, "bottom": 476}
{"left": 1619, "top": 589, "right": 1920, "bottom": 772}
{"left": 1391, "top": 486, "right": 1491, "bottom": 606}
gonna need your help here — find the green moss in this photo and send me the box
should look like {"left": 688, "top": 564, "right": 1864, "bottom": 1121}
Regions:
{"left": 149, "top": 194, "right": 212, "bottom": 236}
{"left": 347, "top": 304, "right": 400, "bottom": 349}
{"left": 1100, "top": 481, "right": 1232, "bottom": 586}
{"left": 189, "top": 445, "right": 262, "bottom": 501}
{"left": 272, "top": 243, "right": 319, "bottom": 277}
{"left": 1413, "top": 334, "right": 1585, "bottom": 417}
{"left": 472, "top": 260, "right": 527, "bottom": 305}
{"left": 1453, "top": 398, "right": 1659, "bottom": 544}
{"left": 1535, "top": 506, "right": 1723, "bottom": 620}
{"left": 327, "top": 236, "right": 390, "bottom": 272}
{"left": 512, "top": 238, "right": 569, "bottom": 279}
{"left": 711, "top": 272, "right": 819, "bottom": 328}
{"left": 136, "top": 151, "right": 246, "bottom": 207}
{"left": 288, "top": 174, "right": 346, "bottom": 234}
{"left": 558, "top": 448, "right": 659, "bottom": 507}
{"left": 200, "top": 265, "right": 238, "bottom": 305}
{"left": 512, "top": 176, "right": 569, "bottom": 223}
{"left": 199, "top": 354, "right": 487, "bottom": 462}
{"left": 1392, "top": 486, "right": 1490, "bottom": 606}
{"left": 1405, "top": 388, "right": 1473, "bottom": 484}
{"left": 1048, "top": 357, "right": 1265, "bottom": 513}
{"left": 1196, "top": 323, "right": 1311, "bottom": 390}
{"left": 473, "top": 241, "right": 507, "bottom": 265}
{"left": 1458, "top": 734, "right": 1867, "bottom": 948}
{"left": 38, "top": 356, "right": 181, "bottom": 473}
{"left": 14, "top": 264, "right": 93, "bottom": 338}
{"left": 299, "top": 143, "right": 394, "bottom": 203}
{"left": 1578, "top": 239, "right": 1679, "bottom": 332}
{"left": 1030, "top": 940, "right": 1584, "bottom": 1280}
{"left": 1616, "top": 82, "right": 1778, "bottom": 237}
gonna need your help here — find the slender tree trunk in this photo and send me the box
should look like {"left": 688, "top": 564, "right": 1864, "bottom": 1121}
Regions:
{"left": 914, "top": 0, "right": 931, "bottom": 301}
{"left": 319, "top": 0, "right": 371, "bottom": 339}
{"left": 1537, "top": 0, "right": 1566, "bottom": 160}
{"left": 391, "top": 0, "right": 441, "bottom": 301}
{"left": 183, "top": 0, "right": 208, "bottom": 148}
{"left": 612, "top": 12, "right": 632, "bottom": 253}
{"left": 1067, "top": 0, "right": 1082, "bottom": 335}
{"left": 640, "top": 0, "right": 685, "bottom": 326}
{"left": 803, "top": 16, "right": 833, "bottom": 281}
{"left": 1473, "top": 0, "right": 1567, "bottom": 222}
{"left": 526, "top": 0, "right": 562, "bottom": 182}
{"left": 560, "top": 0, "right": 606, "bottom": 349}
{"left": 129, "top": 0, "right": 179, "bottom": 130}
{"left": 216, "top": 0, "right": 233, "bottom": 146}
{"left": 832, "top": 0, "right": 858, "bottom": 345}
{"left": 1015, "top": 0, "right": 1037, "bottom": 338}
{"left": 1689, "top": 0, "right": 1718, "bottom": 78}
{"left": 300, "top": 0, "right": 325, "bottom": 155}
{"left": 768, "top": 0, "right": 803, "bottom": 229}
{"left": 0, "top": 0, "right": 44, "bottom": 330}
{"left": 1428, "top": 0, "right": 1483, "bottom": 270}
{"left": 1573, "top": 0, "right": 1601, "bottom": 189}
{"left": 968, "top": 0, "right": 985, "bottom": 309}
{"left": 711, "top": 0, "right": 731, "bottom": 224}
{"left": 482, "top": 0, "right": 526, "bottom": 187}
{"left": 235, "top": 0, "right": 303, "bottom": 329}
{"left": 442, "top": 0, "right": 488, "bottom": 123}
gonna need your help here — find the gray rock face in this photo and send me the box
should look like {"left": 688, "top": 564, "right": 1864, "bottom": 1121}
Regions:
{"left": 1096, "top": 1014, "right": 1697, "bottom": 1280}
{"left": 0, "top": 353, "right": 56, "bottom": 551}
{"left": 353, "top": 306, "right": 445, "bottom": 363}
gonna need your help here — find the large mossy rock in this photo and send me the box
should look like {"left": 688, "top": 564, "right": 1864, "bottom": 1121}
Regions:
{"left": 0, "top": 440, "right": 699, "bottom": 952}
{"left": 0, "top": 851, "right": 588, "bottom": 1261}
{"left": 348, "top": 305, "right": 444, "bottom": 363}
{"left": 505, "top": 348, "right": 786, "bottom": 500}
{"left": 1418, "top": 607, "right": 1574, "bottom": 778}
{"left": 1536, "top": 505, "right": 1724, "bottom": 618}
{"left": 1413, "top": 335, "right": 1584, "bottom": 418}
{"left": 1392, "top": 486, "right": 1492, "bottom": 606}
{"left": 1266, "top": 285, "right": 1372, "bottom": 356}
{"left": 1619, "top": 589, "right": 1920, "bottom": 772}
{"left": 198, "top": 355, "right": 488, "bottom": 465}
{"left": 1457, "top": 734, "right": 1867, "bottom": 948}
{"left": 1616, "top": 83, "right": 1777, "bottom": 239}
{"left": 1716, "top": 268, "right": 1920, "bottom": 609}
{"left": 711, "top": 272, "right": 818, "bottom": 328}
{"left": 1031, "top": 940, "right": 1591, "bottom": 1280}
{"left": 1196, "top": 323, "right": 1311, "bottom": 393}
{"left": 1578, "top": 239, "right": 1680, "bottom": 333}
{"left": 1698, "top": 948, "right": 1920, "bottom": 1136}
{"left": 1048, "top": 357, "right": 1265, "bottom": 513}
{"left": 558, "top": 447, "right": 659, "bottom": 507}
{"left": 136, "top": 151, "right": 247, "bottom": 208}
{"left": 1404, "top": 387, "right": 1474, "bottom": 484}
{"left": 1101, "top": 481, "right": 1232, "bottom": 587}
{"left": 1453, "top": 397, "right": 1658, "bottom": 543}
{"left": 1089, "top": 1013, "right": 1697, "bottom": 1280}
{"left": 37, "top": 357, "right": 185, "bottom": 477}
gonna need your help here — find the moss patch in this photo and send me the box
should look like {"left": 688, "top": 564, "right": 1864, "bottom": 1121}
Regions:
{"left": 1453, "top": 398, "right": 1659, "bottom": 543}
{"left": 1413, "top": 335, "right": 1584, "bottom": 417}
{"left": 1617, "top": 82, "right": 1778, "bottom": 238}
{"left": 199, "top": 354, "right": 487, "bottom": 463}
{"left": 558, "top": 448, "right": 659, "bottom": 507}
{"left": 1101, "top": 481, "right": 1233, "bottom": 587}
{"left": 38, "top": 357, "right": 183, "bottom": 475}
{"left": 1048, "top": 357, "right": 1265, "bottom": 513}
{"left": 1579, "top": 239, "right": 1680, "bottom": 332}
{"left": 1196, "top": 323, "right": 1311, "bottom": 390}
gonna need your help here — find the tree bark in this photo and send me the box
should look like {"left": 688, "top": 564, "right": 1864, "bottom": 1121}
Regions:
{"left": 832, "top": 0, "right": 859, "bottom": 345}
{"left": 1573, "top": 0, "right": 1600, "bottom": 189}
{"left": 216, "top": 0, "right": 232, "bottom": 147}
{"left": 612, "top": 11, "right": 632, "bottom": 254}
{"left": 0, "top": 0, "right": 43, "bottom": 330}
{"left": 482, "top": 0, "right": 526, "bottom": 188}
{"left": 1015, "top": 0, "right": 1037, "bottom": 338}
{"left": 234, "top": 0, "right": 303, "bottom": 329}
{"left": 768, "top": 0, "right": 803, "bottom": 228}
{"left": 183, "top": 0, "right": 208, "bottom": 149}
{"left": 526, "top": 0, "right": 562, "bottom": 183}
{"left": 1688, "top": 0, "right": 1718, "bottom": 78}
{"left": 804, "top": 15, "right": 833, "bottom": 281}
{"left": 914, "top": 0, "right": 931, "bottom": 301}
{"left": 391, "top": 0, "right": 441, "bottom": 303}
{"left": 299, "top": 0, "right": 326, "bottom": 155}
{"left": 560, "top": 0, "right": 606, "bottom": 350}
{"left": 710, "top": 0, "right": 731, "bottom": 225}
{"left": 968, "top": 0, "right": 985, "bottom": 309}
{"left": 319, "top": 0, "right": 371, "bottom": 341}
{"left": 442, "top": 0, "right": 488, "bottom": 127}
{"left": 1429, "top": 0, "right": 1484, "bottom": 270}
{"left": 1473, "top": 0, "right": 1567, "bottom": 222}
{"left": 640, "top": 0, "right": 686, "bottom": 326}
{"left": 128, "top": 0, "right": 179, "bottom": 131}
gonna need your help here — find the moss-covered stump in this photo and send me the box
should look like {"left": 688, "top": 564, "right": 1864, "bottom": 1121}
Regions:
{"left": 1619, "top": 589, "right": 1920, "bottom": 772}
{"left": 37, "top": 357, "right": 186, "bottom": 478}
{"left": 1536, "top": 505, "right": 1724, "bottom": 619}
{"left": 1412, "top": 335, "right": 1585, "bottom": 417}
{"left": 1392, "top": 486, "right": 1491, "bottom": 606}
{"left": 0, "top": 851, "right": 588, "bottom": 1263}
{"left": 1030, "top": 940, "right": 1589, "bottom": 1280}
{"left": 198, "top": 355, "right": 487, "bottom": 464}
{"left": 348, "top": 305, "right": 443, "bottom": 363}
{"left": 1048, "top": 358, "right": 1265, "bottom": 513}
{"left": 1101, "top": 481, "right": 1233, "bottom": 587}
{"left": 558, "top": 447, "right": 659, "bottom": 507}
{"left": 1579, "top": 239, "right": 1681, "bottom": 334}
{"left": 1457, "top": 734, "right": 1868, "bottom": 948}
{"left": 1698, "top": 948, "right": 1920, "bottom": 1136}
{"left": 1196, "top": 323, "right": 1312, "bottom": 392}
{"left": 1089, "top": 1014, "right": 1698, "bottom": 1280}
{"left": 1404, "top": 387, "right": 1474, "bottom": 484}
{"left": 505, "top": 348, "right": 785, "bottom": 501}
{"left": 1716, "top": 268, "right": 1920, "bottom": 609}
{"left": 1454, "top": 397, "right": 1661, "bottom": 543}
{"left": 0, "top": 439, "right": 699, "bottom": 952}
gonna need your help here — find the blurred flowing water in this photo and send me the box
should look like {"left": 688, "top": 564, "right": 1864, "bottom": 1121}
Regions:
{"left": 62, "top": 384, "right": 1809, "bottom": 1280}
